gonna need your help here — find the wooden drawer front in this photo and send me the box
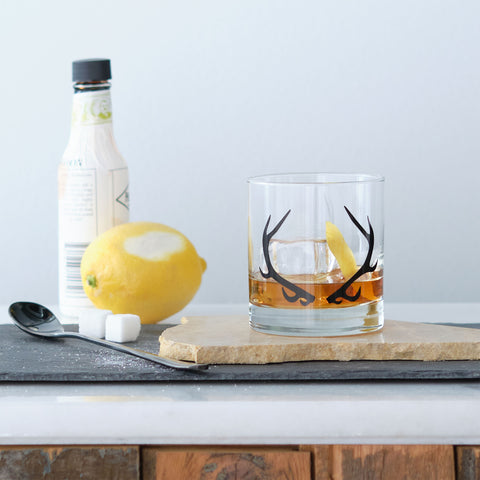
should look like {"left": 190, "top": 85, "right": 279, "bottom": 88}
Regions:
{"left": 456, "top": 446, "right": 480, "bottom": 480}
{"left": 302, "top": 444, "right": 455, "bottom": 480}
{"left": 0, "top": 446, "right": 139, "bottom": 480}
{"left": 142, "top": 448, "right": 311, "bottom": 480}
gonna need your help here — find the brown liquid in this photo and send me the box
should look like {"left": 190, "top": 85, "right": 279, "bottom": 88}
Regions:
{"left": 249, "top": 268, "right": 383, "bottom": 309}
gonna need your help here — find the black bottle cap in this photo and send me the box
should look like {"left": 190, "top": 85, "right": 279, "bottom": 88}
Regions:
{"left": 72, "top": 58, "right": 111, "bottom": 82}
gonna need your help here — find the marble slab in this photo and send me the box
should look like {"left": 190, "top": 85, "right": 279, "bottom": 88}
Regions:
{"left": 159, "top": 316, "right": 480, "bottom": 364}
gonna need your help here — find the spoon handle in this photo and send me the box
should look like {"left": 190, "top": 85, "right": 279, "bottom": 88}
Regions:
{"left": 62, "top": 332, "right": 207, "bottom": 371}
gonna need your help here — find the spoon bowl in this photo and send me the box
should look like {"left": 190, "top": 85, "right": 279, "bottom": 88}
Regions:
{"left": 9, "top": 302, "right": 66, "bottom": 337}
{"left": 8, "top": 302, "right": 207, "bottom": 371}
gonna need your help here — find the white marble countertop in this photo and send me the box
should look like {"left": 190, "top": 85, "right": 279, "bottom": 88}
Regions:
{"left": 1, "top": 303, "right": 480, "bottom": 446}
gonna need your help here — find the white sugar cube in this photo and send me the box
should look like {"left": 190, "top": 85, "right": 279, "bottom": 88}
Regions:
{"left": 78, "top": 309, "right": 112, "bottom": 338}
{"left": 105, "top": 314, "right": 141, "bottom": 343}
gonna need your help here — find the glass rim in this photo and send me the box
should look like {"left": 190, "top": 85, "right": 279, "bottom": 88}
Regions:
{"left": 247, "top": 172, "right": 385, "bottom": 185}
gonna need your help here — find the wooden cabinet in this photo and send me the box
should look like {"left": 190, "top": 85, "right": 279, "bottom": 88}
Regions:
{"left": 0, "top": 444, "right": 471, "bottom": 479}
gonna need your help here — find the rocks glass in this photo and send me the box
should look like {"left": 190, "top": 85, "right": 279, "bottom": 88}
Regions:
{"left": 248, "top": 173, "right": 384, "bottom": 336}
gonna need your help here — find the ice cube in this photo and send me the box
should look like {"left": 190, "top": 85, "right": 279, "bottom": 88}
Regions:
{"left": 315, "top": 239, "right": 336, "bottom": 273}
{"left": 270, "top": 240, "right": 317, "bottom": 275}
{"left": 78, "top": 309, "right": 112, "bottom": 338}
{"left": 105, "top": 314, "right": 141, "bottom": 343}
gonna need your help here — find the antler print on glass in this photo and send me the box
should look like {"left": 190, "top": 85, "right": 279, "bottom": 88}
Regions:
{"left": 259, "top": 207, "right": 378, "bottom": 308}
{"left": 260, "top": 210, "right": 316, "bottom": 307}
{"left": 326, "top": 207, "right": 378, "bottom": 305}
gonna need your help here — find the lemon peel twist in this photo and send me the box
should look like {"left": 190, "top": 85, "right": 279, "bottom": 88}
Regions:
{"left": 326, "top": 221, "right": 358, "bottom": 280}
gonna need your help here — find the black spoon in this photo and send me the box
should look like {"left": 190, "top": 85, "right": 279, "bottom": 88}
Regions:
{"left": 8, "top": 302, "right": 207, "bottom": 371}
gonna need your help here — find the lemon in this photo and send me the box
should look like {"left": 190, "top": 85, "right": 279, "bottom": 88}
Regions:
{"left": 81, "top": 222, "right": 207, "bottom": 324}
{"left": 325, "top": 221, "right": 358, "bottom": 279}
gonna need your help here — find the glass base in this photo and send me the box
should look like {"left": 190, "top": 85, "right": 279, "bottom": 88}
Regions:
{"left": 249, "top": 300, "right": 384, "bottom": 337}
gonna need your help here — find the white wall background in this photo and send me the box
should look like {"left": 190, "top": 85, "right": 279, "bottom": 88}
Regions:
{"left": 0, "top": 0, "right": 479, "bottom": 307}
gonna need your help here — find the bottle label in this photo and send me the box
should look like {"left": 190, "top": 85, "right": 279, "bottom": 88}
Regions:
{"left": 58, "top": 165, "right": 129, "bottom": 311}
{"left": 112, "top": 168, "right": 130, "bottom": 226}
{"left": 58, "top": 166, "right": 98, "bottom": 241}
{"left": 72, "top": 91, "right": 112, "bottom": 126}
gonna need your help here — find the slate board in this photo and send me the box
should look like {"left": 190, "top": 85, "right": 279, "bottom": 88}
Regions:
{"left": 1, "top": 323, "right": 480, "bottom": 382}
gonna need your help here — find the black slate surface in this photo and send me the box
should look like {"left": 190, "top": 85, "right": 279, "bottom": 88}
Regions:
{"left": 1, "top": 323, "right": 480, "bottom": 382}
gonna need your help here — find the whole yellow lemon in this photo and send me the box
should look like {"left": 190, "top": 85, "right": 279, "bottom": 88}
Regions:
{"left": 81, "top": 222, "right": 207, "bottom": 324}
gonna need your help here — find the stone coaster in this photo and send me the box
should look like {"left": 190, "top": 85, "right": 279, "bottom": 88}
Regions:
{"left": 159, "top": 316, "right": 480, "bottom": 364}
